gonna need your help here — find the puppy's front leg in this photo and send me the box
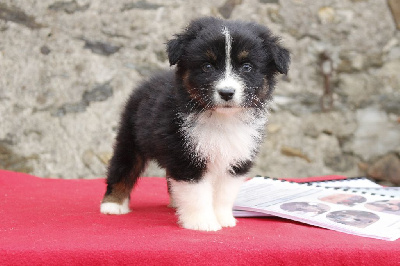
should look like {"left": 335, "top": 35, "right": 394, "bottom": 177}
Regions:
{"left": 169, "top": 175, "right": 222, "bottom": 231}
{"left": 214, "top": 175, "right": 246, "bottom": 228}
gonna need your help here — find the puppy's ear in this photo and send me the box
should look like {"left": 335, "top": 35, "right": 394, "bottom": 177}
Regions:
{"left": 167, "top": 17, "right": 221, "bottom": 66}
{"left": 255, "top": 24, "right": 291, "bottom": 75}
{"left": 270, "top": 43, "right": 290, "bottom": 75}
{"left": 167, "top": 35, "right": 187, "bottom": 66}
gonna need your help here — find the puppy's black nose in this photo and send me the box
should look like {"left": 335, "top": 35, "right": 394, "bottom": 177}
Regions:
{"left": 218, "top": 88, "right": 235, "bottom": 101}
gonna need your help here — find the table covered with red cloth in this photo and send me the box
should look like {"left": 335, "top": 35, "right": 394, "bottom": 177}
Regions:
{"left": 0, "top": 169, "right": 399, "bottom": 265}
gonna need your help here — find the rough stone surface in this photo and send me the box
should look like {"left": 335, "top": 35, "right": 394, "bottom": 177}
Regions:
{"left": 0, "top": 0, "right": 399, "bottom": 182}
{"left": 367, "top": 154, "right": 400, "bottom": 185}
{"left": 350, "top": 107, "right": 400, "bottom": 161}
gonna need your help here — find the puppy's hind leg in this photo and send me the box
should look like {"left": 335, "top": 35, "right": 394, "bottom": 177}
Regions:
{"left": 100, "top": 122, "right": 146, "bottom": 215}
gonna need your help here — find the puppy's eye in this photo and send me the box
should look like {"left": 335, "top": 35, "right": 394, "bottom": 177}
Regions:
{"left": 202, "top": 63, "right": 214, "bottom": 72}
{"left": 241, "top": 63, "right": 252, "bottom": 72}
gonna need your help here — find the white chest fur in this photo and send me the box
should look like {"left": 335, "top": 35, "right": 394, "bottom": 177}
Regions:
{"left": 181, "top": 109, "right": 267, "bottom": 174}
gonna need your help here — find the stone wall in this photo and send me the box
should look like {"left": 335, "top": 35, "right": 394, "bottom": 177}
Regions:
{"left": 0, "top": 0, "right": 399, "bottom": 184}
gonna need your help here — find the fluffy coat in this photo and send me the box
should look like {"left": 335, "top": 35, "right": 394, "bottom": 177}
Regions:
{"left": 100, "top": 17, "right": 290, "bottom": 231}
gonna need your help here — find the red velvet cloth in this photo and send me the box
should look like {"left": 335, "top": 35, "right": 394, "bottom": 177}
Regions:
{"left": 1, "top": 170, "right": 399, "bottom": 265}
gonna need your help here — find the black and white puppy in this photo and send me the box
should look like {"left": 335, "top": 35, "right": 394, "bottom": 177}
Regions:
{"left": 100, "top": 17, "right": 290, "bottom": 231}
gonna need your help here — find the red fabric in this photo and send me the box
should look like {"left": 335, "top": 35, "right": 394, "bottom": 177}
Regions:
{"left": 0, "top": 170, "right": 399, "bottom": 265}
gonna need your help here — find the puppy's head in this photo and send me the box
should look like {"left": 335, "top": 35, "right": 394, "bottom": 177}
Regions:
{"left": 167, "top": 17, "right": 290, "bottom": 113}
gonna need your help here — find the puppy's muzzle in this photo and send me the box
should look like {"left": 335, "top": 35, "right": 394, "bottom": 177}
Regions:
{"left": 218, "top": 88, "right": 235, "bottom": 101}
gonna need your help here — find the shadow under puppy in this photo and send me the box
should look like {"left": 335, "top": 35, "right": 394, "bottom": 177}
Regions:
{"left": 101, "top": 17, "right": 290, "bottom": 231}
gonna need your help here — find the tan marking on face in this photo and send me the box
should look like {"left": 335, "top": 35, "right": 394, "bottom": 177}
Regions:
{"left": 256, "top": 77, "right": 270, "bottom": 102}
{"left": 182, "top": 71, "right": 192, "bottom": 92}
{"left": 183, "top": 70, "right": 207, "bottom": 107}
{"left": 206, "top": 50, "right": 217, "bottom": 61}
{"left": 238, "top": 50, "right": 249, "bottom": 61}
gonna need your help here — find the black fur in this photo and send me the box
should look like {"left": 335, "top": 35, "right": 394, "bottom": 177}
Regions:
{"left": 102, "top": 17, "right": 290, "bottom": 205}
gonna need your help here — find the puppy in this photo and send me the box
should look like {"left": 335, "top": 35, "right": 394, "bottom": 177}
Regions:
{"left": 100, "top": 17, "right": 290, "bottom": 231}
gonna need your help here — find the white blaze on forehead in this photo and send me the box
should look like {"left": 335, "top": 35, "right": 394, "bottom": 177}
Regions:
{"left": 222, "top": 26, "right": 233, "bottom": 76}
{"left": 215, "top": 27, "right": 245, "bottom": 104}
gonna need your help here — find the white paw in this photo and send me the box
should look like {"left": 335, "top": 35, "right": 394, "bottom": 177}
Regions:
{"left": 216, "top": 211, "right": 237, "bottom": 228}
{"left": 180, "top": 219, "right": 222, "bottom": 231}
{"left": 100, "top": 199, "right": 130, "bottom": 215}
{"left": 178, "top": 213, "right": 222, "bottom": 231}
